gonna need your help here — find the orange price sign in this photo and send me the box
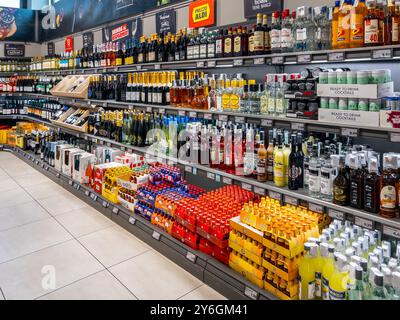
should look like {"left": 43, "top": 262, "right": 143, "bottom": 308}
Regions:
{"left": 189, "top": 0, "right": 215, "bottom": 28}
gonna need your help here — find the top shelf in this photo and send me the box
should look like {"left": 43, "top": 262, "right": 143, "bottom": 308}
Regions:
{"left": 2, "top": 45, "right": 400, "bottom": 76}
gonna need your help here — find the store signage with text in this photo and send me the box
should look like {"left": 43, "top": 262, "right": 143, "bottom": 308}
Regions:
{"left": 4, "top": 44, "right": 25, "bottom": 57}
{"left": 102, "top": 19, "right": 142, "bottom": 43}
{"left": 156, "top": 9, "right": 176, "bottom": 35}
{"left": 65, "top": 36, "right": 74, "bottom": 52}
{"left": 189, "top": 0, "right": 215, "bottom": 28}
{"left": 111, "top": 23, "right": 130, "bottom": 41}
{"left": 83, "top": 32, "right": 94, "bottom": 48}
{"left": 243, "top": 0, "right": 283, "bottom": 18}
{"left": 47, "top": 42, "right": 55, "bottom": 56}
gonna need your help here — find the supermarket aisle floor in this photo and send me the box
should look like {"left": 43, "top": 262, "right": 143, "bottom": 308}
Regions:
{"left": 0, "top": 152, "right": 226, "bottom": 301}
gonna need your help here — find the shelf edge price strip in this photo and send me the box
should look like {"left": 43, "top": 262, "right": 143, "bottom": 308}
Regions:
{"left": 309, "top": 203, "right": 325, "bottom": 214}
{"left": 355, "top": 217, "right": 374, "bottom": 230}
{"left": 329, "top": 209, "right": 345, "bottom": 221}
{"left": 284, "top": 195, "right": 299, "bottom": 206}
{"left": 241, "top": 183, "right": 253, "bottom": 192}
{"left": 383, "top": 226, "right": 400, "bottom": 239}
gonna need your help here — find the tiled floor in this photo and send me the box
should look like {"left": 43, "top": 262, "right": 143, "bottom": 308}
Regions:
{"left": 0, "top": 152, "right": 226, "bottom": 301}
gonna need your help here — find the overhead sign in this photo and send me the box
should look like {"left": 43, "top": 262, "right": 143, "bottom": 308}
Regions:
{"left": 156, "top": 9, "right": 176, "bottom": 35}
{"left": 243, "top": 0, "right": 283, "bottom": 19}
{"left": 83, "top": 32, "right": 94, "bottom": 48}
{"left": 102, "top": 18, "right": 142, "bottom": 43}
{"left": 189, "top": 0, "right": 215, "bottom": 28}
{"left": 4, "top": 44, "right": 25, "bottom": 57}
{"left": 47, "top": 42, "right": 55, "bottom": 56}
{"left": 65, "top": 36, "right": 74, "bottom": 52}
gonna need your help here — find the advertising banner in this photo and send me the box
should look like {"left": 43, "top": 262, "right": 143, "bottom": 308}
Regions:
{"left": 65, "top": 35, "right": 74, "bottom": 52}
{"left": 4, "top": 43, "right": 25, "bottom": 57}
{"left": 47, "top": 42, "right": 55, "bottom": 55}
{"left": 0, "top": 7, "right": 38, "bottom": 42}
{"left": 189, "top": 0, "right": 215, "bottom": 29}
{"left": 243, "top": 0, "right": 283, "bottom": 19}
{"left": 102, "top": 18, "right": 142, "bottom": 43}
{"left": 83, "top": 32, "right": 94, "bottom": 48}
{"left": 156, "top": 9, "right": 176, "bottom": 35}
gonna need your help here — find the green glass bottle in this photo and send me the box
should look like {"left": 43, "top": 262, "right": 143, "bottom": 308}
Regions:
{"left": 347, "top": 264, "right": 364, "bottom": 300}
{"left": 371, "top": 271, "right": 387, "bottom": 300}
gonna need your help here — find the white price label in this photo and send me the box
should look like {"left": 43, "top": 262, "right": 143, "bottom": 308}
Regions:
{"left": 298, "top": 55, "right": 311, "bottom": 63}
{"left": 136, "top": 65, "right": 142, "bottom": 71}
{"left": 269, "top": 191, "right": 282, "bottom": 201}
{"left": 292, "top": 123, "right": 306, "bottom": 131}
{"left": 128, "top": 105, "right": 134, "bottom": 111}
{"left": 159, "top": 109, "right": 166, "bottom": 114}
{"left": 154, "top": 64, "right": 161, "bottom": 70}
{"left": 328, "top": 52, "right": 345, "bottom": 62}
{"left": 271, "top": 56, "right": 284, "bottom": 65}
{"left": 372, "top": 49, "right": 392, "bottom": 59}
{"left": 244, "top": 287, "right": 259, "bottom": 300}
{"left": 99, "top": 140, "right": 104, "bottom": 145}
{"left": 254, "top": 58, "right": 265, "bottom": 65}
{"left": 69, "top": 180, "right": 73, "bottom": 186}
{"left": 329, "top": 209, "right": 345, "bottom": 220}
{"left": 204, "top": 114, "right": 213, "bottom": 120}
{"left": 178, "top": 111, "right": 186, "bottom": 117}
{"left": 85, "top": 190, "right": 90, "bottom": 197}
{"left": 197, "top": 61, "right": 205, "bottom": 68}
{"left": 284, "top": 195, "right": 299, "bottom": 206}
{"left": 129, "top": 216, "right": 136, "bottom": 225}
{"left": 185, "top": 166, "right": 193, "bottom": 173}
{"left": 390, "top": 133, "right": 400, "bottom": 143}
{"left": 192, "top": 168, "right": 197, "bottom": 175}
{"left": 254, "top": 187, "right": 266, "bottom": 196}
{"left": 235, "top": 116, "right": 245, "bottom": 124}
{"left": 207, "top": 172, "right": 215, "bottom": 180}
{"left": 383, "top": 226, "right": 400, "bottom": 239}
{"left": 186, "top": 252, "right": 197, "bottom": 263}
{"left": 74, "top": 183, "right": 80, "bottom": 190}
{"left": 309, "top": 203, "right": 325, "bottom": 214}
{"left": 152, "top": 231, "right": 161, "bottom": 241}
{"left": 234, "top": 59, "right": 243, "bottom": 66}
{"left": 146, "top": 107, "right": 152, "bottom": 113}
{"left": 207, "top": 61, "right": 216, "bottom": 68}
{"left": 121, "top": 146, "right": 126, "bottom": 152}
{"left": 189, "top": 112, "right": 197, "bottom": 118}
{"left": 355, "top": 217, "right": 374, "bottom": 230}
{"left": 90, "top": 193, "right": 98, "bottom": 202}
{"left": 103, "top": 102, "right": 107, "bottom": 108}
{"left": 112, "top": 207, "right": 119, "bottom": 215}
{"left": 241, "top": 183, "right": 253, "bottom": 192}
{"left": 223, "top": 177, "right": 232, "bottom": 185}
{"left": 261, "top": 119, "right": 273, "bottom": 127}
{"left": 219, "top": 115, "right": 228, "bottom": 122}
{"left": 341, "top": 128, "right": 358, "bottom": 138}
{"left": 41, "top": 163, "right": 45, "bottom": 169}
{"left": 102, "top": 201, "right": 109, "bottom": 208}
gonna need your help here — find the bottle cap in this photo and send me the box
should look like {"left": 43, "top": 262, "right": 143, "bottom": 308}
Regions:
{"left": 320, "top": 243, "right": 329, "bottom": 257}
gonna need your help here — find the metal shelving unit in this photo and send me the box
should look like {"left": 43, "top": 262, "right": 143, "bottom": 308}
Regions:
{"left": 9, "top": 146, "right": 277, "bottom": 301}
{"left": 2, "top": 114, "right": 400, "bottom": 237}
{"left": 1, "top": 44, "right": 400, "bottom": 77}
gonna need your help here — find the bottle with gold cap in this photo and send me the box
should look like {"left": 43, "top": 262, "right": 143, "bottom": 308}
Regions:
{"left": 222, "top": 79, "right": 232, "bottom": 112}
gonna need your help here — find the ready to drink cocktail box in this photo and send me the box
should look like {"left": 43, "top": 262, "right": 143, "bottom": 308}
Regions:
{"left": 317, "top": 82, "right": 394, "bottom": 99}
{"left": 380, "top": 110, "right": 400, "bottom": 129}
{"left": 318, "top": 109, "right": 380, "bottom": 127}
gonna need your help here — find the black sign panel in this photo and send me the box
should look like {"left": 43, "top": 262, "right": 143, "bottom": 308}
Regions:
{"left": 102, "top": 18, "right": 142, "bottom": 43}
{"left": 83, "top": 32, "right": 94, "bottom": 48}
{"left": 243, "top": 0, "right": 283, "bottom": 19}
{"left": 47, "top": 42, "right": 55, "bottom": 56}
{"left": 156, "top": 9, "right": 176, "bottom": 35}
{"left": 4, "top": 44, "right": 25, "bottom": 57}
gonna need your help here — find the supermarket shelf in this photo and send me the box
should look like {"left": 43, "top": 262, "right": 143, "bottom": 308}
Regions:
{"left": 2, "top": 45, "right": 400, "bottom": 77}
{"left": 4, "top": 92, "right": 400, "bottom": 138}
{"left": 3, "top": 114, "right": 400, "bottom": 234}
{"left": 9, "top": 146, "right": 277, "bottom": 301}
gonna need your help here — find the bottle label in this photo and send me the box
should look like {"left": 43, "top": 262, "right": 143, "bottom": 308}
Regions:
{"left": 308, "top": 281, "right": 315, "bottom": 300}
{"left": 116, "top": 58, "right": 123, "bottom": 66}
{"left": 267, "top": 156, "right": 274, "bottom": 174}
{"left": 125, "top": 56, "right": 134, "bottom": 65}
{"left": 230, "top": 94, "right": 239, "bottom": 109}
{"left": 381, "top": 186, "right": 396, "bottom": 209}
{"left": 224, "top": 38, "right": 232, "bottom": 54}
{"left": 274, "top": 162, "right": 285, "bottom": 179}
{"left": 222, "top": 93, "right": 231, "bottom": 109}
{"left": 288, "top": 165, "right": 299, "bottom": 180}
{"left": 315, "top": 272, "right": 322, "bottom": 298}
{"left": 244, "top": 153, "right": 254, "bottom": 175}
{"left": 275, "top": 99, "right": 284, "bottom": 114}
{"left": 308, "top": 169, "right": 320, "bottom": 192}
{"left": 248, "top": 35, "right": 255, "bottom": 53}
{"left": 210, "top": 148, "right": 217, "bottom": 163}
{"left": 234, "top": 36, "right": 241, "bottom": 53}
{"left": 270, "top": 29, "right": 281, "bottom": 49}
{"left": 392, "top": 17, "right": 399, "bottom": 42}
{"left": 322, "top": 277, "right": 330, "bottom": 300}
{"left": 329, "top": 288, "right": 346, "bottom": 300}
{"left": 365, "top": 19, "right": 379, "bottom": 44}
{"left": 320, "top": 176, "right": 332, "bottom": 196}
{"left": 254, "top": 31, "right": 264, "bottom": 51}
{"left": 267, "top": 98, "right": 275, "bottom": 113}
{"left": 257, "top": 159, "right": 266, "bottom": 174}
{"left": 200, "top": 44, "right": 207, "bottom": 58}
{"left": 280, "top": 28, "right": 292, "bottom": 48}
{"left": 350, "top": 13, "right": 364, "bottom": 41}
{"left": 216, "top": 40, "right": 223, "bottom": 54}
{"left": 264, "top": 30, "right": 270, "bottom": 49}
{"left": 207, "top": 43, "right": 215, "bottom": 57}
{"left": 296, "top": 28, "right": 307, "bottom": 41}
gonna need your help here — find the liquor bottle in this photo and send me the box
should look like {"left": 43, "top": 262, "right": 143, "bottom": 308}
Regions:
{"left": 296, "top": 133, "right": 305, "bottom": 188}
{"left": 288, "top": 134, "right": 299, "bottom": 190}
{"left": 215, "top": 29, "right": 225, "bottom": 58}
{"left": 199, "top": 28, "right": 208, "bottom": 59}
{"left": 224, "top": 27, "right": 233, "bottom": 58}
{"left": 364, "top": 156, "right": 381, "bottom": 214}
{"left": 315, "top": 6, "right": 331, "bottom": 50}
{"left": 274, "top": 133, "right": 285, "bottom": 187}
{"left": 263, "top": 14, "right": 271, "bottom": 53}
{"left": 271, "top": 11, "right": 282, "bottom": 53}
{"left": 192, "top": 29, "right": 201, "bottom": 60}
{"left": 337, "top": 0, "right": 352, "bottom": 49}
{"left": 385, "top": 0, "right": 400, "bottom": 45}
{"left": 332, "top": 1, "right": 341, "bottom": 49}
{"left": 257, "top": 131, "right": 267, "bottom": 182}
{"left": 365, "top": 0, "right": 382, "bottom": 46}
{"left": 266, "top": 130, "right": 274, "bottom": 182}
{"left": 281, "top": 9, "right": 294, "bottom": 52}
{"left": 308, "top": 144, "right": 321, "bottom": 198}
{"left": 320, "top": 156, "right": 334, "bottom": 202}
{"left": 207, "top": 30, "right": 216, "bottom": 59}
{"left": 350, "top": 0, "right": 368, "bottom": 48}
{"left": 349, "top": 155, "right": 365, "bottom": 209}
{"left": 243, "top": 127, "right": 255, "bottom": 177}
{"left": 333, "top": 156, "right": 350, "bottom": 206}
{"left": 180, "top": 28, "right": 189, "bottom": 61}
{"left": 254, "top": 13, "right": 265, "bottom": 54}
{"left": 233, "top": 27, "right": 242, "bottom": 57}
{"left": 380, "top": 154, "right": 398, "bottom": 219}
{"left": 248, "top": 25, "right": 255, "bottom": 56}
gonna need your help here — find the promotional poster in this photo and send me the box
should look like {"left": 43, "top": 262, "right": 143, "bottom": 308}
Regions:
{"left": 0, "top": 7, "right": 38, "bottom": 42}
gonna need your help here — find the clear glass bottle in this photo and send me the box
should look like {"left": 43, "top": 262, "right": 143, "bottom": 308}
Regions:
{"left": 321, "top": 156, "right": 334, "bottom": 202}
{"left": 275, "top": 74, "right": 288, "bottom": 117}
{"left": 267, "top": 75, "right": 277, "bottom": 116}
{"left": 260, "top": 75, "right": 269, "bottom": 115}
{"left": 371, "top": 271, "right": 387, "bottom": 300}
{"left": 239, "top": 81, "right": 249, "bottom": 114}
{"left": 294, "top": 6, "right": 316, "bottom": 51}
{"left": 314, "top": 6, "right": 331, "bottom": 50}
{"left": 348, "top": 264, "right": 364, "bottom": 300}
{"left": 281, "top": 9, "right": 294, "bottom": 52}
{"left": 308, "top": 144, "right": 321, "bottom": 199}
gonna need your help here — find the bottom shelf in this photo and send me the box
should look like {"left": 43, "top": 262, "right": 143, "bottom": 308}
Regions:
{"left": 8, "top": 146, "right": 278, "bottom": 301}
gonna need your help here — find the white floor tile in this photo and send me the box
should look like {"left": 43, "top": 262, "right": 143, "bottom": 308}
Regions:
{"left": 0, "top": 178, "right": 21, "bottom": 193}
{"left": 0, "top": 201, "right": 50, "bottom": 232}
{"left": 109, "top": 251, "right": 202, "bottom": 300}
{"left": 79, "top": 226, "right": 151, "bottom": 268}
{"left": 0, "top": 188, "right": 34, "bottom": 209}
{"left": 179, "top": 285, "right": 227, "bottom": 300}
{"left": 38, "top": 270, "right": 136, "bottom": 300}
{"left": 37, "top": 193, "right": 88, "bottom": 216}
{"left": 13, "top": 172, "right": 51, "bottom": 188}
{"left": 0, "top": 240, "right": 104, "bottom": 300}
{"left": 56, "top": 207, "right": 114, "bottom": 238}
{"left": 24, "top": 181, "right": 70, "bottom": 200}
{"left": 0, "top": 218, "right": 73, "bottom": 264}
{"left": 2, "top": 165, "right": 38, "bottom": 178}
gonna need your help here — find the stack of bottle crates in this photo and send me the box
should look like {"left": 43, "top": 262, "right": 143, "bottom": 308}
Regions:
{"left": 229, "top": 196, "right": 330, "bottom": 300}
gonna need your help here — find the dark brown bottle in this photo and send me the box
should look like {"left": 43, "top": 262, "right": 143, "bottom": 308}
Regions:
{"left": 333, "top": 156, "right": 350, "bottom": 206}
{"left": 349, "top": 155, "right": 364, "bottom": 209}
{"left": 215, "top": 29, "right": 225, "bottom": 58}
{"left": 233, "top": 27, "right": 242, "bottom": 57}
{"left": 224, "top": 28, "right": 233, "bottom": 57}
{"left": 254, "top": 13, "right": 265, "bottom": 54}
{"left": 364, "top": 156, "right": 381, "bottom": 214}
{"left": 380, "top": 154, "right": 398, "bottom": 219}
{"left": 248, "top": 25, "right": 255, "bottom": 56}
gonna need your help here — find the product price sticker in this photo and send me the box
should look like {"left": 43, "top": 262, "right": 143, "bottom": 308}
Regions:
{"left": 90, "top": 193, "right": 98, "bottom": 202}
{"left": 341, "top": 128, "right": 358, "bottom": 138}
{"left": 215, "top": 174, "right": 221, "bottom": 183}
{"left": 390, "top": 133, "right": 400, "bottom": 143}
{"left": 223, "top": 177, "right": 232, "bottom": 185}
{"left": 178, "top": 110, "right": 186, "bottom": 117}
{"left": 68, "top": 180, "right": 73, "bottom": 186}
{"left": 284, "top": 195, "right": 299, "bottom": 206}
{"left": 328, "top": 52, "right": 345, "bottom": 62}
{"left": 271, "top": 56, "right": 284, "bottom": 65}
{"left": 235, "top": 117, "right": 245, "bottom": 124}
{"left": 372, "top": 49, "right": 392, "bottom": 59}
{"left": 241, "top": 183, "right": 253, "bottom": 192}
{"left": 329, "top": 209, "right": 345, "bottom": 220}
{"left": 146, "top": 107, "right": 152, "bottom": 113}
{"left": 112, "top": 207, "right": 119, "bottom": 215}
{"left": 85, "top": 190, "right": 90, "bottom": 197}
{"left": 207, "top": 60, "right": 216, "bottom": 68}
{"left": 152, "top": 231, "right": 161, "bottom": 241}
{"left": 207, "top": 172, "right": 215, "bottom": 181}
{"left": 204, "top": 113, "right": 213, "bottom": 120}
{"left": 261, "top": 119, "right": 273, "bottom": 127}
{"left": 196, "top": 61, "right": 205, "bottom": 68}
{"left": 192, "top": 168, "right": 198, "bottom": 176}
{"left": 186, "top": 252, "right": 197, "bottom": 263}
{"left": 292, "top": 122, "right": 306, "bottom": 131}
{"left": 297, "top": 54, "right": 311, "bottom": 63}
{"left": 244, "top": 287, "right": 259, "bottom": 300}
{"left": 189, "top": 112, "right": 197, "bottom": 118}
{"left": 269, "top": 191, "right": 282, "bottom": 202}
{"left": 102, "top": 201, "right": 109, "bottom": 208}
{"left": 219, "top": 115, "right": 228, "bottom": 122}
{"left": 355, "top": 217, "right": 374, "bottom": 230}
{"left": 309, "top": 203, "right": 325, "bottom": 214}
{"left": 383, "top": 226, "right": 400, "bottom": 239}
{"left": 185, "top": 166, "right": 193, "bottom": 173}
{"left": 234, "top": 59, "right": 243, "bottom": 66}
{"left": 154, "top": 64, "right": 161, "bottom": 70}
{"left": 74, "top": 183, "right": 80, "bottom": 191}
{"left": 254, "top": 187, "right": 266, "bottom": 196}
